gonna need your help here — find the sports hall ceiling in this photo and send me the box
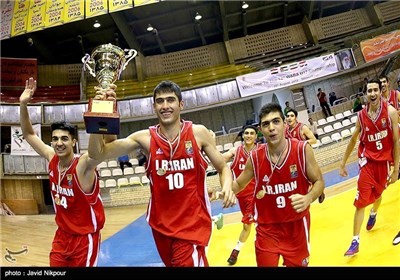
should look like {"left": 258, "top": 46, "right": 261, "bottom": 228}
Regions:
{"left": 1, "top": 1, "right": 385, "bottom": 65}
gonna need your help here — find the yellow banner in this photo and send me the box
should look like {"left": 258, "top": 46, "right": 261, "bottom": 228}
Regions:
{"left": 45, "top": 0, "right": 65, "bottom": 28}
{"left": 85, "top": 0, "right": 108, "bottom": 18}
{"left": 109, "top": 0, "right": 133, "bottom": 12}
{"left": 64, "top": 0, "right": 85, "bottom": 23}
{"left": 11, "top": 0, "right": 30, "bottom": 37}
{"left": 27, "top": 0, "right": 47, "bottom": 32}
{"left": 1, "top": 0, "right": 14, "bottom": 40}
{"left": 133, "top": 0, "right": 158, "bottom": 7}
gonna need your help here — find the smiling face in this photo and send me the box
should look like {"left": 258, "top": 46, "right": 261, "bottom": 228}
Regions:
{"left": 242, "top": 127, "right": 258, "bottom": 146}
{"left": 51, "top": 129, "right": 76, "bottom": 158}
{"left": 153, "top": 91, "right": 183, "bottom": 126}
{"left": 366, "top": 81, "right": 382, "bottom": 108}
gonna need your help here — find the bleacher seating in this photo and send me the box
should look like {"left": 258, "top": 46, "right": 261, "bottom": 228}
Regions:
{"left": 108, "top": 160, "right": 118, "bottom": 168}
{"left": 97, "top": 161, "right": 108, "bottom": 169}
{"left": 326, "top": 116, "right": 336, "bottom": 123}
{"left": 124, "top": 167, "right": 134, "bottom": 176}
{"left": 331, "top": 132, "right": 342, "bottom": 142}
{"left": 342, "top": 119, "right": 352, "bottom": 127}
{"left": 141, "top": 176, "right": 150, "bottom": 185}
{"left": 129, "top": 158, "right": 139, "bottom": 166}
{"left": 117, "top": 178, "right": 129, "bottom": 188}
{"left": 129, "top": 176, "right": 143, "bottom": 187}
{"left": 105, "top": 179, "right": 117, "bottom": 188}
{"left": 100, "top": 169, "right": 112, "bottom": 178}
{"left": 341, "top": 129, "right": 352, "bottom": 138}
{"left": 323, "top": 125, "right": 334, "bottom": 134}
{"left": 333, "top": 122, "right": 343, "bottom": 130}
{"left": 112, "top": 168, "right": 123, "bottom": 177}
{"left": 350, "top": 115, "right": 358, "bottom": 124}
{"left": 320, "top": 135, "right": 333, "bottom": 146}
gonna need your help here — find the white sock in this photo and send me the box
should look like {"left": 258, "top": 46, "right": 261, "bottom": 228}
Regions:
{"left": 234, "top": 241, "right": 244, "bottom": 251}
{"left": 370, "top": 209, "right": 377, "bottom": 216}
{"left": 352, "top": 236, "right": 360, "bottom": 242}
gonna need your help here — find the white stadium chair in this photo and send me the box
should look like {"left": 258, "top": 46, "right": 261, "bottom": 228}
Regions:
{"left": 105, "top": 179, "right": 117, "bottom": 188}
{"left": 323, "top": 125, "right": 334, "bottom": 134}
{"left": 331, "top": 132, "right": 342, "bottom": 142}
{"left": 341, "top": 129, "right": 351, "bottom": 138}
{"left": 100, "top": 169, "right": 112, "bottom": 178}
{"left": 112, "top": 168, "right": 123, "bottom": 176}
{"left": 320, "top": 136, "right": 333, "bottom": 145}
{"left": 326, "top": 116, "right": 336, "bottom": 123}
{"left": 107, "top": 160, "right": 118, "bottom": 168}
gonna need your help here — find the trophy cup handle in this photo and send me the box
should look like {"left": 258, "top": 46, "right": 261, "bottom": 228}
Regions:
{"left": 122, "top": 49, "right": 138, "bottom": 71}
{"left": 82, "top": 54, "right": 96, "bottom": 78}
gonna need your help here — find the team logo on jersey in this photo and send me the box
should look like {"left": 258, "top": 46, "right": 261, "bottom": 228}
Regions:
{"left": 301, "top": 257, "right": 309, "bottom": 267}
{"left": 262, "top": 175, "right": 269, "bottom": 183}
{"left": 67, "top": 174, "right": 73, "bottom": 186}
{"left": 290, "top": 165, "right": 298, "bottom": 178}
{"left": 381, "top": 118, "right": 387, "bottom": 128}
{"left": 185, "top": 141, "right": 193, "bottom": 154}
{"left": 156, "top": 148, "right": 163, "bottom": 155}
{"left": 293, "top": 131, "right": 297, "bottom": 137}
{"left": 49, "top": 170, "right": 54, "bottom": 178}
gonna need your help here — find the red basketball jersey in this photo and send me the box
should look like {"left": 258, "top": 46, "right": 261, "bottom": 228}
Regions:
{"left": 48, "top": 155, "right": 105, "bottom": 234}
{"left": 357, "top": 99, "right": 394, "bottom": 162}
{"left": 285, "top": 123, "right": 306, "bottom": 140}
{"left": 230, "top": 144, "right": 258, "bottom": 198}
{"left": 250, "top": 139, "right": 311, "bottom": 224}
{"left": 387, "top": 89, "right": 399, "bottom": 110}
{"left": 146, "top": 121, "right": 211, "bottom": 246}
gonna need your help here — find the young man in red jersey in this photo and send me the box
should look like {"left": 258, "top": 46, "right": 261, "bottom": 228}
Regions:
{"left": 340, "top": 77, "right": 399, "bottom": 256}
{"left": 232, "top": 103, "right": 325, "bottom": 267}
{"left": 19, "top": 77, "right": 113, "bottom": 266}
{"left": 88, "top": 80, "right": 236, "bottom": 267}
{"left": 222, "top": 125, "right": 259, "bottom": 265}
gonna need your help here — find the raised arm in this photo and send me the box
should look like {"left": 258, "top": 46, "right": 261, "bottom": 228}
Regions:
{"left": 19, "top": 78, "right": 54, "bottom": 161}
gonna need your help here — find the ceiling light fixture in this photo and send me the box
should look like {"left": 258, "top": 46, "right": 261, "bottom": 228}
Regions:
{"left": 147, "top": 24, "right": 154, "bottom": 32}
{"left": 93, "top": 20, "right": 100, "bottom": 28}
{"left": 194, "top": 12, "right": 202, "bottom": 21}
{"left": 242, "top": 1, "right": 249, "bottom": 9}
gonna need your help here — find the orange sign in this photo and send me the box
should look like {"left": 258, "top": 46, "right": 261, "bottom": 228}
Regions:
{"left": 360, "top": 30, "right": 400, "bottom": 62}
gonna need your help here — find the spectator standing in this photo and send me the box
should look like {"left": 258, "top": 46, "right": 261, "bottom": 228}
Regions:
{"left": 317, "top": 88, "right": 333, "bottom": 118}
{"left": 283, "top": 101, "right": 291, "bottom": 116}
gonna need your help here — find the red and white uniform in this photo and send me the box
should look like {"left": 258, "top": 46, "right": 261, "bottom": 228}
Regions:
{"left": 250, "top": 139, "right": 311, "bottom": 267}
{"left": 48, "top": 154, "right": 105, "bottom": 267}
{"left": 355, "top": 100, "right": 393, "bottom": 208}
{"left": 146, "top": 120, "right": 211, "bottom": 266}
{"left": 230, "top": 144, "right": 258, "bottom": 224}
{"left": 387, "top": 89, "right": 399, "bottom": 110}
{"left": 285, "top": 123, "right": 306, "bottom": 140}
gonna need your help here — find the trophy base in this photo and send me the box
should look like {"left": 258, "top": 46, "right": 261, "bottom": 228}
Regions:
{"left": 84, "top": 99, "right": 120, "bottom": 134}
{"left": 84, "top": 113, "right": 120, "bottom": 134}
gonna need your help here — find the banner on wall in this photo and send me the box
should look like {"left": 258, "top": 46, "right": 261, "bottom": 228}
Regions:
{"left": 0, "top": 57, "right": 38, "bottom": 87}
{"left": 85, "top": 0, "right": 108, "bottom": 18}
{"left": 360, "top": 29, "right": 400, "bottom": 63}
{"left": 11, "top": 0, "right": 30, "bottom": 37}
{"left": 236, "top": 53, "right": 339, "bottom": 98}
{"left": 1, "top": 0, "right": 14, "bottom": 40}
{"left": 11, "top": 124, "right": 41, "bottom": 156}
{"left": 27, "top": 0, "right": 46, "bottom": 33}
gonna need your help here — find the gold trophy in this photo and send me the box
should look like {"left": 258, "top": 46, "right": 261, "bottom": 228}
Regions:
{"left": 82, "top": 43, "right": 137, "bottom": 134}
